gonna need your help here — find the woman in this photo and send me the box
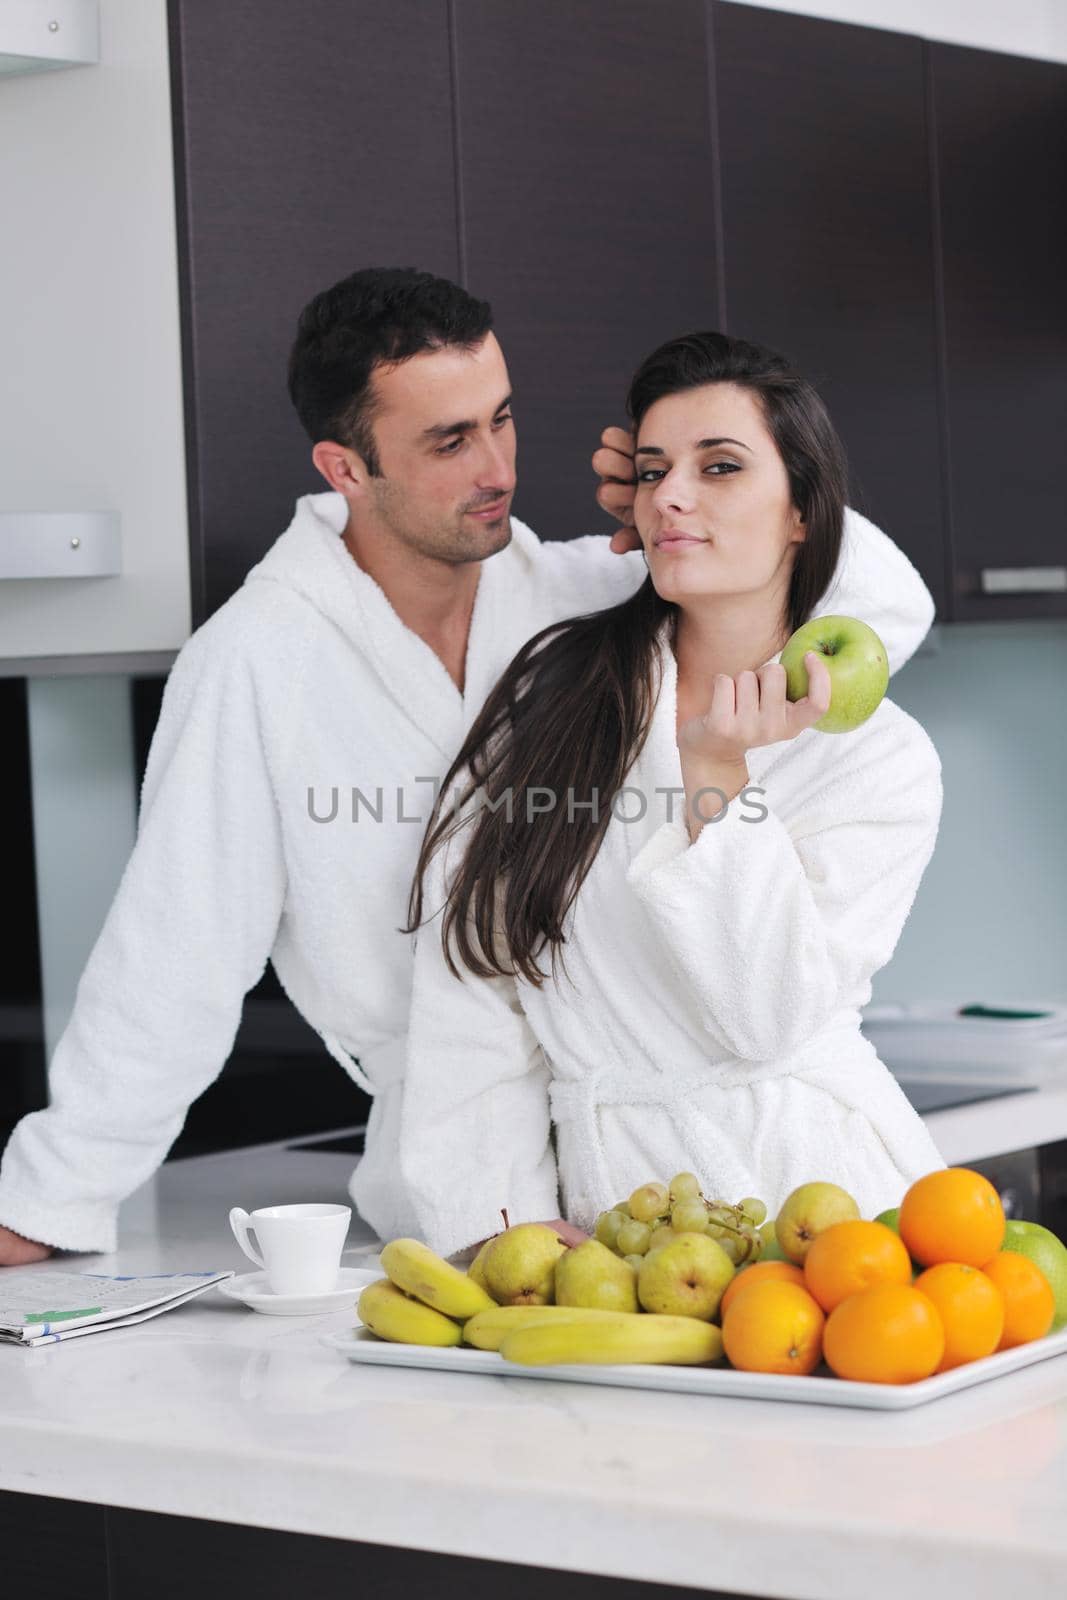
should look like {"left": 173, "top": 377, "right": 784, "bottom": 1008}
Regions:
{"left": 398, "top": 331, "right": 945, "bottom": 1258}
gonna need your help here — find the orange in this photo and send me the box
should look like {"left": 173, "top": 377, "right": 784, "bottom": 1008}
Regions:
{"left": 899, "top": 1167, "right": 1005, "bottom": 1267}
{"left": 912, "top": 1262, "right": 1004, "bottom": 1371}
{"left": 719, "top": 1261, "right": 806, "bottom": 1319}
{"left": 803, "top": 1220, "right": 912, "bottom": 1313}
{"left": 722, "top": 1279, "right": 825, "bottom": 1376}
{"left": 823, "top": 1283, "right": 945, "bottom": 1383}
{"left": 980, "top": 1252, "right": 1055, "bottom": 1350}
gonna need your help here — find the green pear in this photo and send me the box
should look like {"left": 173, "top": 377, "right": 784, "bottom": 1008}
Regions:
{"left": 468, "top": 1237, "right": 496, "bottom": 1296}
{"left": 1001, "top": 1220, "right": 1067, "bottom": 1330}
{"left": 554, "top": 1240, "right": 639, "bottom": 1313}
{"left": 775, "top": 1182, "right": 860, "bottom": 1264}
{"left": 481, "top": 1222, "right": 568, "bottom": 1306}
{"left": 637, "top": 1234, "right": 735, "bottom": 1321}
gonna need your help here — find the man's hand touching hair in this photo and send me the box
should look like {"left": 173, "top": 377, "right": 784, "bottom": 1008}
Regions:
{"left": 593, "top": 425, "right": 642, "bottom": 553}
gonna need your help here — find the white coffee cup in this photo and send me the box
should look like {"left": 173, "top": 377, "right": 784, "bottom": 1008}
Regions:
{"left": 229, "top": 1202, "right": 351, "bottom": 1295}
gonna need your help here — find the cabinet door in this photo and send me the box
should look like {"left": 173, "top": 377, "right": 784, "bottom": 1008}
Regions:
{"left": 452, "top": 0, "right": 720, "bottom": 545}
{"left": 168, "top": 0, "right": 460, "bottom": 622}
{"left": 712, "top": 3, "right": 947, "bottom": 616}
{"left": 931, "top": 43, "right": 1067, "bottom": 621}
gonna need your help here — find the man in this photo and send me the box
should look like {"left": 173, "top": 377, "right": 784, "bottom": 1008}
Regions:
{"left": 0, "top": 267, "right": 934, "bottom": 1265}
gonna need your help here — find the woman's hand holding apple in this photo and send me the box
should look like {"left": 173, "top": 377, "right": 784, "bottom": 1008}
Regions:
{"left": 677, "top": 656, "right": 832, "bottom": 841}
{"left": 680, "top": 656, "right": 832, "bottom": 765}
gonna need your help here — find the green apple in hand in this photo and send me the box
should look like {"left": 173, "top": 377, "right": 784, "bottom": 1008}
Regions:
{"left": 780, "top": 615, "right": 889, "bottom": 734}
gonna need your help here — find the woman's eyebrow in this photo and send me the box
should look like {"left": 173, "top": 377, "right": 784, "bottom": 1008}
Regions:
{"left": 635, "top": 436, "right": 752, "bottom": 456}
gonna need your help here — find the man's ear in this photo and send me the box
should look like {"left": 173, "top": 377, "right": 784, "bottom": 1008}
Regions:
{"left": 312, "top": 440, "right": 371, "bottom": 498}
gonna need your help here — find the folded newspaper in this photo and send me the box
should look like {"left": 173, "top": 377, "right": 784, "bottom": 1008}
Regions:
{"left": 0, "top": 1269, "right": 235, "bottom": 1346}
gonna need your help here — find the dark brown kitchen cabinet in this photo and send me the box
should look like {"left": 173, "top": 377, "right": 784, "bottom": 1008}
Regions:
{"left": 167, "top": 0, "right": 459, "bottom": 623}
{"left": 710, "top": 2, "right": 948, "bottom": 617}
{"left": 0, "top": 1487, "right": 744, "bottom": 1600}
{"left": 168, "top": 1, "right": 1065, "bottom": 628}
{"left": 451, "top": 0, "right": 721, "bottom": 545}
{"left": 929, "top": 43, "right": 1067, "bottom": 621}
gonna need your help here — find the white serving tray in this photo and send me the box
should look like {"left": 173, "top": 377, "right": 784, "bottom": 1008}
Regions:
{"left": 321, "top": 1323, "right": 1067, "bottom": 1411}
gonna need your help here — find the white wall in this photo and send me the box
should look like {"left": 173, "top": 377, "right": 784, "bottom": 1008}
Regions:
{"left": 872, "top": 622, "right": 1067, "bottom": 1007}
{"left": 0, "top": 0, "right": 189, "bottom": 660}
{"left": 719, "top": 0, "right": 1067, "bottom": 64}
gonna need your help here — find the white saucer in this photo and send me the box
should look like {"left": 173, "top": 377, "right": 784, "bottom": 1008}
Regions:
{"left": 217, "top": 1266, "right": 379, "bottom": 1316}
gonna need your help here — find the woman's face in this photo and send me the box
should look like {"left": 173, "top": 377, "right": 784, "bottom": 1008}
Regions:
{"left": 633, "top": 382, "right": 805, "bottom": 607}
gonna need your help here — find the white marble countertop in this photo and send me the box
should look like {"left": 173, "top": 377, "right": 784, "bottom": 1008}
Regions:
{"left": 2, "top": 1095, "right": 1067, "bottom": 1600}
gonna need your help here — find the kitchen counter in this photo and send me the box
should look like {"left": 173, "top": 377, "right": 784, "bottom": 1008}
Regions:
{"left": 921, "top": 1077, "right": 1067, "bottom": 1165}
{"left": 2, "top": 1096, "right": 1067, "bottom": 1600}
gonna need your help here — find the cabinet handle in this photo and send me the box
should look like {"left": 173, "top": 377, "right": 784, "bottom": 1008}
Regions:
{"left": 980, "top": 566, "right": 1067, "bottom": 595}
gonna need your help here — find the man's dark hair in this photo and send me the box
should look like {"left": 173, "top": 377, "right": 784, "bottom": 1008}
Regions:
{"left": 287, "top": 267, "right": 493, "bottom": 475}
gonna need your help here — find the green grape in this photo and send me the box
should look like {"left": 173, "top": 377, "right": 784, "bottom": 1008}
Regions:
{"left": 671, "top": 1199, "right": 711, "bottom": 1234}
{"left": 628, "top": 1182, "right": 670, "bottom": 1223}
{"left": 734, "top": 1229, "right": 758, "bottom": 1265}
{"left": 718, "top": 1231, "right": 744, "bottom": 1265}
{"left": 616, "top": 1219, "right": 653, "bottom": 1256}
{"left": 669, "top": 1171, "right": 702, "bottom": 1203}
{"left": 594, "top": 1209, "right": 627, "bottom": 1249}
{"left": 706, "top": 1205, "right": 736, "bottom": 1230}
{"left": 613, "top": 1201, "right": 633, "bottom": 1219}
{"left": 706, "top": 1221, "right": 728, "bottom": 1240}
{"left": 623, "top": 1254, "right": 645, "bottom": 1272}
{"left": 646, "top": 1227, "right": 680, "bottom": 1253}
{"left": 738, "top": 1196, "right": 768, "bottom": 1226}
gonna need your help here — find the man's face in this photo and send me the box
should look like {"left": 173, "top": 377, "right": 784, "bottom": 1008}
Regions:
{"left": 360, "top": 333, "right": 517, "bottom": 565}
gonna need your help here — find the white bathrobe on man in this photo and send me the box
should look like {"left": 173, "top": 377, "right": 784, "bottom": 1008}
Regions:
{"left": 0, "top": 490, "right": 935, "bottom": 1253}
{"left": 397, "top": 631, "right": 946, "bottom": 1258}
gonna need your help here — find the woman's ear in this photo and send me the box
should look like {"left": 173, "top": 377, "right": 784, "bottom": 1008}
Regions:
{"left": 789, "top": 507, "right": 807, "bottom": 544}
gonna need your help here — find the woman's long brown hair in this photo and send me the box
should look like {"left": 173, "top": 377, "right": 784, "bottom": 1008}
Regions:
{"left": 406, "top": 331, "right": 848, "bottom": 986}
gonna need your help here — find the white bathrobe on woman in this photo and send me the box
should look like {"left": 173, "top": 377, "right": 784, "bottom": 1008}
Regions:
{"left": 398, "top": 628, "right": 946, "bottom": 1259}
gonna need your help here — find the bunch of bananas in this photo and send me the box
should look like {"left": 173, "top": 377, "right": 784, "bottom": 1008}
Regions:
{"left": 359, "top": 1237, "right": 723, "bottom": 1367}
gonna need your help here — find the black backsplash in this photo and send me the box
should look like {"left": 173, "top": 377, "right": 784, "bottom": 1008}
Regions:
{"left": 0, "top": 679, "right": 46, "bottom": 1146}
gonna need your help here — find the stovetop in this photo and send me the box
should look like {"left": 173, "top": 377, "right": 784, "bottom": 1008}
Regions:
{"left": 896, "top": 1077, "right": 1036, "bottom": 1115}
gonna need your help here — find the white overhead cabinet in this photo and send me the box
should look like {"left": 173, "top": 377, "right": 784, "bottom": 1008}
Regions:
{"left": 0, "top": 0, "right": 98, "bottom": 76}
